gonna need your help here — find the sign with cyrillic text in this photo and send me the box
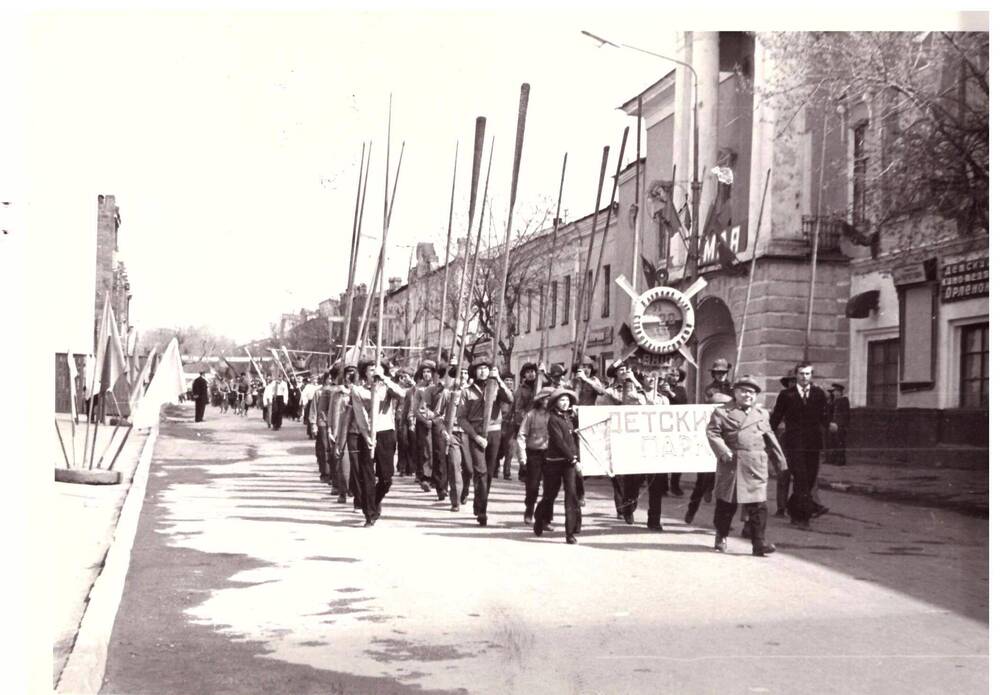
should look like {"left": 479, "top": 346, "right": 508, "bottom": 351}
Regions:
{"left": 576, "top": 404, "right": 717, "bottom": 475}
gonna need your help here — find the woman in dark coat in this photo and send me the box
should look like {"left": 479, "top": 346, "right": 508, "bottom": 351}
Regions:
{"left": 533, "top": 388, "right": 582, "bottom": 544}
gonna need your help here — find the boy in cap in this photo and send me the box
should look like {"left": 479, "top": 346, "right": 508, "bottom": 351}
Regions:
{"left": 534, "top": 388, "right": 582, "bottom": 544}
{"left": 458, "top": 358, "right": 513, "bottom": 526}
{"left": 706, "top": 375, "right": 786, "bottom": 556}
{"left": 409, "top": 359, "right": 438, "bottom": 493}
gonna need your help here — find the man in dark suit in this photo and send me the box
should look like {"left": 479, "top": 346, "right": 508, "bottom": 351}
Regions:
{"left": 770, "top": 362, "right": 831, "bottom": 528}
{"left": 192, "top": 371, "right": 209, "bottom": 422}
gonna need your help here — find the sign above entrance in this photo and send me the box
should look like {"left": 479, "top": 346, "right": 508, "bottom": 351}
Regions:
{"left": 893, "top": 258, "right": 936, "bottom": 286}
{"left": 941, "top": 257, "right": 988, "bottom": 303}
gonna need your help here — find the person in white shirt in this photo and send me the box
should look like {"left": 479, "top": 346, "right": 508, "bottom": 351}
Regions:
{"left": 271, "top": 378, "right": 289, "bottom": 430}
{"left": 262, "top": 377, "right": 276, "bottom": 429}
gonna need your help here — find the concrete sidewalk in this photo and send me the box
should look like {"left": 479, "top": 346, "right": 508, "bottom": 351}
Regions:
{"left": 53, "top": 413, "right": 155, "bottom": 690}
{"left": 817, "top": 458, "right": 988, "bottom": 518}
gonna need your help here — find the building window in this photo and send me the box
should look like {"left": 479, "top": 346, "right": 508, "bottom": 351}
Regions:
{"left": 525, "top": 290, "right": 532, "bottom": 334}
{"left": 960, "top": 323, "right": 988, "bottom": 408}
{"left": 562, "top": 275, "right": 571, "bottom": 325}
{"left": 601, "top": 264, "right": 611, "bottom": 318}
{"left": 852, "top": 121, "right": 868, "bottom": 224}
{"left": 866, "top": 338, "right": 899, "bottom": 408}
{"left": 537, "top": 283, "right": 544, "bottom": 330}
{"left": 549, "top": 281, "right": 558, "bottom": 328}
{"left": 583, "top": 270, "right": 593, "bottom": 321}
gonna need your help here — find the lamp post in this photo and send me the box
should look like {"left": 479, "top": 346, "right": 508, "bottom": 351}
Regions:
{"left": 581, "top": 30, "right": 702, "bottom": 281}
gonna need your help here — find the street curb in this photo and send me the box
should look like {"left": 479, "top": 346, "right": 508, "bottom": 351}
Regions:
{"left": 819, "top": 480, "right": 988, "bottom": 518}
{"left": 56, "top": 423, "right": 159, "bottom": 695}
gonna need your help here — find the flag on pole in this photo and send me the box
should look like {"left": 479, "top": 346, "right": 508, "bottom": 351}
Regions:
{"left": 132, "top": 338, "right": 186, "bottom": 429}
{"left": 66, "top": 351, "right": 78, "bottom": 421}
{"left": 95, "top": 293, "right": 129, "bottom": 394}
{"left": 128, "top": 346, "right": 158, "bottom": 414}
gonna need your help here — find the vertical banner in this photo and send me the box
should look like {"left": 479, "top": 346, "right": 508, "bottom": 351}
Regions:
{"left": 576, "top": 404, "right": 718, "bottom": 476}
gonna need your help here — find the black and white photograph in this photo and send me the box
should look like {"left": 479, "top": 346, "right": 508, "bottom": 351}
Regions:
{"left": 1, "top": 4, "right": 990, "bottom": 694}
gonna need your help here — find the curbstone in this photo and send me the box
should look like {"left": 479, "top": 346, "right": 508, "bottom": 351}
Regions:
{"left": 56, "top": 424, "right": 159, "bottom": 694}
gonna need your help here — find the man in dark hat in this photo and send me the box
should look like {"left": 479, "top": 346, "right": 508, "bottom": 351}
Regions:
{"left": 192, "top": 371, "right": 209, "bottom": 422}
{"left": 770, "top": 361, "right": 832, "bottom": 527}
{"left": 685, "top": 358, "right": 734, "bottom": 524}
{"left": 458, "top": 358, "right": 513, "bottom": 526}
{"left": 706, "top": 375, "right": 786, "bottom": 556}
{"left": 511, "top": 363, "right": 539, "bottom": 480}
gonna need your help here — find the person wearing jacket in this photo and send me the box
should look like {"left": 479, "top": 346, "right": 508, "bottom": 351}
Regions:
{"left": 533, "top": 388, "right": 582, "bottom": 544}
{"left": 516, "top": 387, "right": 552, "bottom": 525}
{"left": 312, "top": 370, "right": 336, "bottom": 483}
{"left": 458, "top": 359, "right": 513, "bottom": 527}
{"left": 434, "top": 364, "right": 471, "bottom": 512}
{"left": 659, "top": 365, "right": 689, "bottom": 497}
{"left": 409, "top": 360, "right": 437, "bottom": 493}
{"left": 769, "top": 361, "right": 832, "bottom": 527}
{"left": 705, "top": 375, "right": 787, "bottom": 556}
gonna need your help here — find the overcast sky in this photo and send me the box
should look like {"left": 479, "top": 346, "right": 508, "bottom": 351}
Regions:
{"left": 14, "top": 4, "right": 985, "bottom": 348}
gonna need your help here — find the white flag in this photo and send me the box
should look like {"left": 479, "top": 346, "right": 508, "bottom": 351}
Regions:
{"left": 132, "top": 338, "right": 186, "bottom": 429}
{"left": 66, "top": 351, "right": 78, "bottom": 420}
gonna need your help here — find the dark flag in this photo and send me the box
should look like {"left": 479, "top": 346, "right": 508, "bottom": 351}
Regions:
{"left": 702, "top": 182, "right": 740, "bottom": 272}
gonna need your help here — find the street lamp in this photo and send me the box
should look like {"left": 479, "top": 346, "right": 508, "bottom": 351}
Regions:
{"left": 581, "top": 30, "right": 702, "bottom": 280}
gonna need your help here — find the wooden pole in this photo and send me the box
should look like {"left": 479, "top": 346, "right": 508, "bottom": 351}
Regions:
{"left": 435, "top": 142, "right": 460, "bottom": 362}
{"left": 572, "top": 146, "right": 610, "bottom": 366}
{"left": 106, "top": 426, "right": 134, "bottom": 472}
{"left": 339, "top": 142, "right": 370, "bottom": 366}
{"left": 371, "top": 95, "right": 399, "bottom": 442}
{"left": 734, "top": 168, "right": 772, "bottom": 376}
{"left": 449, "top": 117, "right": 487, "bottom": 364}
{"left": 631, "top": 96, "right": 643, "bottom": 286}
{"left": 54, "top": 419, "right": 71, "bottom": 469}
{"left": 96, "top": 392, "right": 126, "bottom": 469}
{"left": 482, "top": 83, "right": 530, "bottom": 439}
{"left": 579, "top": 127, "right": 629, "bottom": 367}
{"left": 445, "top": 135, "right": 494, "bottom": 434}
{"left": 805, "top": 109, "right": 830, "bottom": 362}
{"left": 539, "top": 152, "right": 568, "bottom": 366}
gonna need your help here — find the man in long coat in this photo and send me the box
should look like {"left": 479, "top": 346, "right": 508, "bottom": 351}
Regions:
{"left": 192, "top": 371, "right": 209, "bottom": 422}
{"left": 706, "top": 375, "right": 787, "bottom": 556}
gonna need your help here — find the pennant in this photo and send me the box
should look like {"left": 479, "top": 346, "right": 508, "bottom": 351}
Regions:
{"left": 128, "top": 346, "right": 158, "bottom": 414}
{"left": 95, "top": 294, "right": 128, "bottom": 395}
{"left": 131, "top": 338, "right": 186, "bottom": 429}
{"left": 66, "top": 351, "right": 78, "bottom": 421}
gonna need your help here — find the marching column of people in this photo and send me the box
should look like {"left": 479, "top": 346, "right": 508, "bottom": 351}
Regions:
{"left": 202, "top": 351, "right": 847, "bottom": 556}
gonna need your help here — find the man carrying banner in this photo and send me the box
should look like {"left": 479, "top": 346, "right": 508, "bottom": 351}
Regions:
{"left": 596, "top": 364, "right": 648, "bottom": 524}
{"left": 659, "top": 366, "right": 689, "bottom": 496}
{"left": 705, "top": 375, "right": 786, "bottom": 556}
{"left": 458, "top": 358, "right": 513, "bottom": 526}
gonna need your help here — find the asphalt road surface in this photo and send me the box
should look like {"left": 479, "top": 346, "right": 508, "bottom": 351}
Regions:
{"left": 101, "top": 403, "right": 988, "bottom": 695}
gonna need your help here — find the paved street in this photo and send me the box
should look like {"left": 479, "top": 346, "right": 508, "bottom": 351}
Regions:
{"left": 102, "top": 404, "right": 987, "bottom": 695}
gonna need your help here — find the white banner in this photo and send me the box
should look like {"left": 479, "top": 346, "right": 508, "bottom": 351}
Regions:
{"left": 576, "top": 405, "right": 718, "bottom": 476}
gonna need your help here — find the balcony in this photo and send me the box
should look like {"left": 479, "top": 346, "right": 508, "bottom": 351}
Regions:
{"left": 800, "top": 215, "right": 845, "bottom": 254}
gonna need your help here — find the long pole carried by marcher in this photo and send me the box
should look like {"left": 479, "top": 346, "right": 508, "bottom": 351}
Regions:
{"left": 733, "top": 168, "right": 772, "bottom": 375}
{"left": 448, "top": 118, "right": 487, "bottom": 367}
{"left": 805, "top": 109, "right": 829, "bottom": 362}
{"left": 340, "top": 142, "right": 371, "bottom": 367}
{"left": 434, "top": 142, "right": 460, "bottom": 363}
{"left": 579, "top": 127, "right": 629, "bottom": 367}
{"left": 538, "top": 152, "right": 568, "bottom": 368}
{"left": 354, "top": 141, "right": 404, "bottom": 361}
{"left": 631, "top": 96, "right": 643, "bottom": 286}
{"left": 371, "top": 95, "right": 403, "bottom": 444}
{"left": 244, "top": 347, "right": 266, "bottom": 383}
{"left": 482, "top": 83, "right": 530, "bottom": 439}
{"left": 106, "top": 426, "right": 133, "bottom": 472}
{"left": 444, "top": 131, "right": 492, "bottom": 434}
{"left": 571, "top": 146, "right": 610, "bottom": 366}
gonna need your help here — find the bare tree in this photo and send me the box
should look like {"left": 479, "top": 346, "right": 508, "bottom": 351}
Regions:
{"left": 759, "top": 31, "right": 988, "bottom": 245}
